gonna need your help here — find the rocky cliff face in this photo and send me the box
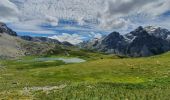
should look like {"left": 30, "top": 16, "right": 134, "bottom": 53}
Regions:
{"left": 83, "top": 26, "right": 170, "bottom": 57}
{"left": 144, "top": 26, "right": 170, "bottom": 40}
{"left": 0, "top": 22, "right": 17, "bottom": 36}
{"left": 125, "top": 26, "right": 170, "bottom": 57}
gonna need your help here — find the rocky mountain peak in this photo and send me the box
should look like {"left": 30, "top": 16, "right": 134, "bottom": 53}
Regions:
{"left": 107, "top": 31, "right": 120, "bottom": 37}
{"left": 0, "top": 22, "right": 5, "bottom": 27}
{"left": 144, "top": 26, "right": 159, "bottom": 32}
{"left": 130, "top": 26, "right": 148, "bottom": 37}
{"left": 103, "top": 32, "right": 123, "bottom": 42}
{"left": 83, "top": 26, "right": 170, "bottom": 57}
{"left": 0, "top": 22, "right": 17, "bottom": 36}
{"left": 144, "top": 26, "right": 170, "bottom": 40}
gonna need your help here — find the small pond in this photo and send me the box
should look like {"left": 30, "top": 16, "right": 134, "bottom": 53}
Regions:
{"left": 34, "top": 57, "right": 86, "bottom": 63}
{"left": 20, "top": 57, "right": 86, "bottom": 64}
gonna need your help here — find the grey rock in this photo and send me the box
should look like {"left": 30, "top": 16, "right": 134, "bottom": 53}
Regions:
{"left": 0, "top": 22, "right": 17, "bottom": 36}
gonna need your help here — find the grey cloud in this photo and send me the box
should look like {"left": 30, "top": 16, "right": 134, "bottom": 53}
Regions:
{"left": 98, "top": 0, "right": 169, "bottom": 30}
{"left": 0, "top": 0, "right": 19, "bottom": 22}
{"left": 105, "top": 0, "right": 155, "bottom": 15}
{"left": 6, "top": 0, "right": 170, "bottom": 32}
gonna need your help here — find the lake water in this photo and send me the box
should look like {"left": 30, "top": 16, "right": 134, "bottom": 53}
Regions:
{"left": 33, "top": 57, "right": 86, "bottom": 63}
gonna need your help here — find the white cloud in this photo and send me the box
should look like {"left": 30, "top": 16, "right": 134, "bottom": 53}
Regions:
{"left": 45, "top": 15, "right": 59, "bottom": 26}
{"left": 49, "top": 33, "right": 84, "bottom": 44}
{"left": 97, "top": 0, "right": 170, "bottom": 30}
{"left": 140, "top": 0, "right": 170, "bottom": 17}
{"left": 89, "top": 32, "right": 102, "bottom": 39}
{"left": 6, "top": 0, "right": 170, "bottom": 34}
{"left": 12, "top": 0, "right": 104, "bottom": 26}
{"left": 99, "top": 18, "right": 130, "bottom": 30}
{"left": 10, "top": 20, "right": 56, "bottom": 34}
{"left": 0, "top": 0, "right": 19, "bottom": 22}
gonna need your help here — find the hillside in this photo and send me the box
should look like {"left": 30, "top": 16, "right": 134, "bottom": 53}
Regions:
{"left": 1, "top": 22, "right": 170, "bottom": 99}
{"left": 0, "top": 32, "right": 57, "bottom": 59}
{"left": 0, "top": 50, "right": 170, "bottom": 99}
{"left": 1, "top": 0, "right": 170, "bottom": 99}
{"left": 0, "top": 22, "right": 73, "bottom": 59}
{"left": 0, "top": 32, "right": 25, "bottom": 59}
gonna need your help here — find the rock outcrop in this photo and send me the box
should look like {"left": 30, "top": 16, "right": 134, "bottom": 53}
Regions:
{"left": 0, "top": 22, "right": 17, "bottom": 36}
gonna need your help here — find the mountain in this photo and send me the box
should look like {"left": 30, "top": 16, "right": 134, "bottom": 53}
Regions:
{"left": 0, "top": 32, "right": 24, "bottom": 59}
{"left": 0, "top": 22, "right": 17, "bottom": 36}
{"left": 144, "top": 26, "right": 170, "bottom": 40}
{"left": 0, "top": 22, "right": 63, "bottom": 59}
{"left": 124, "top": 26, "right": 170, "bottom": 57}
{"left": 20, "top": 36, "right": 74, "bottom": 46}
{"left": 20, "top": 36, "right": 61, "bottom": 44}
{"left": 83, "top": 26, "right": 170, "bottom": 57}
{"left": 1, "top": 22, "right": 170, "bottom": 58}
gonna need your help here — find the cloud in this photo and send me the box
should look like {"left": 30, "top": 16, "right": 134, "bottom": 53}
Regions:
{"left": 49, "top": 33, "right": 84, "bottom": 44}
{"left": 0, "top": 0, "right": 19, "bottom": 22}
{"left": 99, "top": 18, "right": 130, "bottom": 30}
{"left": 45, "top": 15, "right": 59, "bottom": 26}
{"left": 89, "top": 32, "right": 102, "bottom": 39}
{"left": 140, "top": 0, "right": 170, "bottom": 17}
{"left": 6, "top": 0, "right": 170, "bottom": 36}
{"left": 11, "top": 0, "right": 104, "bottom": 26}
{"left": 102, "top": 0, "right": 155, "bottom": 17}
{"left": 9, "top": 20, "right": 56, "bottom": 34}
{"left": 98, "top": 0, "right": 170, "bottom": 30}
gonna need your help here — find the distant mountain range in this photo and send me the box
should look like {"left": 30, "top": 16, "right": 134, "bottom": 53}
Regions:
{"left": 20, "top": 35, "right": 73, "bottom": 46}
{"left": 1, "top": 21, "right": 170, "bottom": 58}
{"left": 82, "top": 26, "right": 170, "bottom": 57}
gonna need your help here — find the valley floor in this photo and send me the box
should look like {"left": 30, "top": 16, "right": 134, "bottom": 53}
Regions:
{"left": 0, "top": 52, "right": 170, "bottom": 100}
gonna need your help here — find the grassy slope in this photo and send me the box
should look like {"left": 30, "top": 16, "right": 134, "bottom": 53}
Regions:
{"left": 0, "top": 51, "right": 170, "bottom": 99}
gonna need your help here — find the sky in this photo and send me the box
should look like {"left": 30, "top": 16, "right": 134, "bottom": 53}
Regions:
{"left": 0, "top": 0, "right": 170, "bottom": 44}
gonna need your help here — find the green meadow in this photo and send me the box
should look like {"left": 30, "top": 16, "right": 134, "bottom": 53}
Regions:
{"left": 0, "top": 51, "right": 170, "bottom": 100}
